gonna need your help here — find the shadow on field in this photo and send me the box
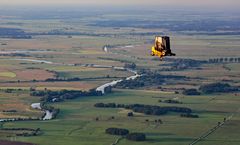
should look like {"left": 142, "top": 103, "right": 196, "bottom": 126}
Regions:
{"left": 146, "top": 132, "right": 175, "bottom": 136}
{"left": 147, "top": 137, "right": 194, "bottom": 142}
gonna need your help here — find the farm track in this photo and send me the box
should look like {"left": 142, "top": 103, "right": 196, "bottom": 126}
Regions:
{"left": 188, "top": 107, "right": 240, "bottom": 145}
{"left": 111, "top": 137, "right": 124, "bottom": 145}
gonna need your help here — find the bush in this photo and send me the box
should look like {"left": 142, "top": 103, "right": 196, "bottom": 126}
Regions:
{"left": 126, "top": 133, "right": 146, "bottom": 141}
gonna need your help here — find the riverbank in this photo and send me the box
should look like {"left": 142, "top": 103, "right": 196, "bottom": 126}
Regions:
{"left": 31, "top": 103, "right": 53, "bottom": 120}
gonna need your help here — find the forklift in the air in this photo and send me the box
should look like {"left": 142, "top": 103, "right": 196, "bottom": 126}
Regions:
{"left": 151, "top": 36, "right": 176, "bottom": 60}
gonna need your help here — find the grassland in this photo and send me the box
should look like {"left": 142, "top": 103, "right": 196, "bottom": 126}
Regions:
{"left": 1, "top": 89, "right": 240, "bottom": 145}
{"left": 0, "top": 9, "right": 240, "bottom": 145}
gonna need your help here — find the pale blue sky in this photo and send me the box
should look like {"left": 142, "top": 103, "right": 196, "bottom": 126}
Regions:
{"left": 0, "top": 0, "right": 239, "bottom": 8}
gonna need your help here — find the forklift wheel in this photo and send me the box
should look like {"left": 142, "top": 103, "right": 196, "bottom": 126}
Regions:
{"left": 151, "top": 52, "right": 154, "bottom": 56}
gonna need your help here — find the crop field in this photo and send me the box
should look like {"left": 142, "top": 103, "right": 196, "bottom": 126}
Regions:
{"left": 0, "top": 71, "right": 16, "bottom": 78}
{"left": 0, "top": 91, "right": 43, "bottom": 119}
{"left": 0, "top": 8, "right": 239, "bottom": 145}
{"left": 0, "top": 89, "right": 239, "bottom": 145}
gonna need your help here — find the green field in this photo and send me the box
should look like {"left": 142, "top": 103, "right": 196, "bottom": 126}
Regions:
{"left": 0, "top": 8, "right": 240, "bottom": 145}
{"left": 1, "top": 89, "right": 240, "bottom": 145}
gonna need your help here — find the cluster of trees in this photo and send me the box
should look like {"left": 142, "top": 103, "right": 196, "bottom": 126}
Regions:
{"left": 30, "top": 89, "right": 102, "bottom": 103}
{"left": 41, "top": 104, "right": 59, "bottom": 119}
{"left": 105, "top": 128, "right": 146, "bottom": 141}
{"left": 1, "top": 128, "right": 41, "bottom": 137}
{"left": 45, "top": 77, "right": 81, "bottom": 82}
{"left": 160, "top": 99, "right": 182, "bottom": 104}
{"left": 182, "top": 83, "right": 239, "bottom": 95}
{"left": 0, "top": 53, "right": 30, "bottom": 57}
{"left": 4, "top": 89, "right": 17, "bottom": 93}
{"left": 183, "top": 89, "right": 201, "bottom": 95}
{"left": 0, "top": 117, "right": 39, "bottom": 123}
{"left": 180, "top": 113, "right": 199, "bottom": 118}
{"left": 209, "top": 57, "right": 240, "bottom": 63}
{"left": 116, "top": 79, "right": 145, "bottom": 89}
{"left": 160, "top": 58, "right": 207, "bottom": 71}
{"left": 199, "top": 83, "right": 239, "bottom": 94}
{"left": 105, "top": 128, "right": 129, "bottom": 136}
{"left": 45, "top": 76, "right": 122, "bottom": 82}
{"left": 2, "top": 110, "right": 17, "bottom": 113}
{"left": 126, "top": 133, "right": 146, "bottom": 141}
{"left": 116, "top": 72, "right": 187, "bottom": 89}
{"left": 94, "top": 103, "right": 192, "bottom": 116}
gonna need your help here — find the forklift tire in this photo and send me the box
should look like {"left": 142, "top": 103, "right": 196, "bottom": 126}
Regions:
{"left": 151, "top": 52, "right": 154, "bottom": 56}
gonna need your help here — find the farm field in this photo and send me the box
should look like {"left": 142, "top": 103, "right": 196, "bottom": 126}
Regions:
{"left": 0, "top": 90, "right": 43, "bottom": 119}
{"left": 1, "top": 89, "right": 240, "bottom": 145}
{"left": 0, "top": 7, "right": 240, "bottom": 145}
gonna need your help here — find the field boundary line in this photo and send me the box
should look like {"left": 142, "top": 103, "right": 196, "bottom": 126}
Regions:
{"left": 188, "top": 107, "right": 240, "bottom": 145}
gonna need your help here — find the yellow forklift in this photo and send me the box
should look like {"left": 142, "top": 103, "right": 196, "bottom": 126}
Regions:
{"left": 151, "top": 36, "right": 175, "bottom": 60}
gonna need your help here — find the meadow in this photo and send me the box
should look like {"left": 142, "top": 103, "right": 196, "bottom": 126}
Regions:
{"left": 0, "top": 9, "right": 239, "bottom": 145}
{"left": 1, "top": 89, "right": 240, "bottom": 145}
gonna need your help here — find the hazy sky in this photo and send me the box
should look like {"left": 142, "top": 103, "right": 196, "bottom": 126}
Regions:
{"left": 0, "top": 0, "right": 239, "bottom": 9}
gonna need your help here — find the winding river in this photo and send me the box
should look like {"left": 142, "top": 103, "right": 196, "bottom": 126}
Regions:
{"left": 31, "top": 103, "right": 53, "bottom": 120}
{"left": 96, "top": 68, "right": 141, "bottom": 94}
{"left": 10, "top": 58, "right": 141, "bottom": 120}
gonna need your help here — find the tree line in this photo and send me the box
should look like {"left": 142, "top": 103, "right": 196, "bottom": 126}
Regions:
{"left": 105, "top": 128, "right": 146, "bottom": 141}
{"left": 94, "top": 103, "right": 192, "bottom": 116}
{"left": 155, "top": 58, "right": 207, "bottom": 71}
{"left": 199, "top": 83, "right": 239, "bottom": 94}
{"left": 209, "top": 57, "right": 240, "bottom": 63}
{"left": 183, "top": 89, "right": 201, "bottom": 95}
{"left": 106, "top": 128, "right": 129, "bottom": 136}
{"left": 159, "top": 99, "right": 182, "bottom": 104}
{"left": 180, "top": 113, "right": 199, "bottom": 118}
{"left": 116, "top": 72, "right": 187, "bottom": 89}
{"left": 183, "top": 83, "right": 239, "bottom": 95}
{"left": 30, "top": 89, "right": 103, "bottom": 103}
{"left": 0, "top": 128, "right": 41, "bottom": 137}
{"left": 45, "top": 76, "right": 123, "bottom": 82}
